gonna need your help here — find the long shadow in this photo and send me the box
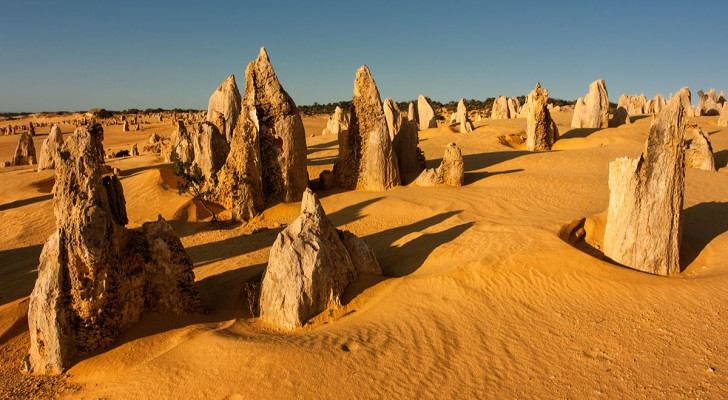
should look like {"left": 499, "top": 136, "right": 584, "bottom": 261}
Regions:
{"left": 0, "top": 194, "right": 52, "bottom": 212}
{"left": 118, "top": 163, "right": 167, "bottom": 178}
{"left": 630, "top": 115, "right": 651, "bottom": 122}
{"left": 185, "top": 197, "right": 384, "bottom": 267}
{"left": 0, "top": 243, "right": 44, "bottom": 306}
{"left": 307, "top": 139, "right": 338, "bottom": 155}
{"left": 465, "top": 169, "right": 523, "bottom": 185}
{"left": 308, "top": 155, "right": 337, "bottom": 166}
{"left": 713, "top": 149, "right": 728, "bottom": 169}
{"left": 462, "top": 150, "right": 531, "bottom": 171}
{"left": 559, "top": 128, "right": 601, "bottom": 139}
{"left": 680, "top": 201, "right": 728, "bottom": 271}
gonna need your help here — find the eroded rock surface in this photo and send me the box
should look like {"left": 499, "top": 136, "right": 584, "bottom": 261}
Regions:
{"left": 259, "top": 189, "right": 382, "bottom": 329}
{"left": 603, "top": 95, "right": 686, "bottom": 276}
{"left": 12, "top": 132, "right": 36, "bottom": 166}
{"left": 525, "top": 82, "right": 558, "bottom": 151}
{"left": 571, "top": 79, "right": 609, "bottom": 128}
{"left": 685, "top": 125, "right": 715, "bottom": 171}
{"left": 22, "top": 124, "right": 200, "bottom": 375}
{"left": 192, "top": 121, "right": 230, "bottom": 180}
{"left": 37, "top": 125, "right": 64, "bottom": 170}
{"left": 207, "top": 74, "right": 242, "bottom": 142}
{"left": 415, "top": 143, "right": 464, "bottom": 187}
{"left": 417, "top": 95, "right": 437, "bottom": 130}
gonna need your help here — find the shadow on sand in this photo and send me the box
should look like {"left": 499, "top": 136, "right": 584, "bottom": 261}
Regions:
{"left": 0, "top": 194, "right": 52, "bottom": 212}
{"left": 680, "top": 201, "right": 728, "bottom": 271}
{"left": 559, "top": 128, "right": 601, "bottom": 139}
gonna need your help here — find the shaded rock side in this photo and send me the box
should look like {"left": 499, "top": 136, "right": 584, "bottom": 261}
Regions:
{"left": 12, "top": 132, "right": 37, "bottom": 166}
{"left": 37, "top": 125, "right": 64, "bottom": 170}
{"left": 525, "top": 82, "right": 559, "bottom": 151}
{"left": 685, "top": 126, "right": 715, "bottom": 171}
{"left": 206, "top": 74, "right": 242, "bottom": 142}
{"left": 417, "top": 95, "right": 437, "bottom": 130}
{"left": 192, "top": 122, "right": 230, "bottom": 180}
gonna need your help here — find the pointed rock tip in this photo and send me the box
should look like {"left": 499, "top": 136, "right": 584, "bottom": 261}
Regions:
{"left": 301, "top": 188, "right": 324, "bottom": 216}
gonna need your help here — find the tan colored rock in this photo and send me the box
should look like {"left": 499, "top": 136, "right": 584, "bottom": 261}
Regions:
{"left": 719, "top": 102, "right": 728, "bottom": 127}
{"left": 525, "top": 82, "right": 559, "bottom": 151}
{"left": 37, "top": 125, "right": 64, "bottom": 170}
{"left": 571, "top": 79, "right": 609, "bottom": 128}
{"left": 331, "top": 65, "right": 400, "bottom": 191}
{"left": 165, "top": 121, "right": 194, "bottom": 163}
{"left": 242, "top": 47, "right": 309, "bottom": 204}
{"left": 507, "top": 97, "right": 521, "bottom": 118}
{"left": 645, "top": 94, "right": 666, "bottom": 114}
{"left": 491, "top": 96, "right": 509, "bottom": 120}
{"left": 321, "top": 106, "right": 348, "bottom": 136}
{"left": 122, "top": 120, "right": 130, "bottom": 132}
{"left": 685, "top": 126, "right": 715, "bottom": 171}
{"left": 417, "top": 95, "right": 437, "bottom": 130}
{"left": 696, "top": 89, "right": 724, "bottom": 116}
{"left": 408, "top": 102, "right": 418, "bottom": 123}
{"left": 393, "top": 119, "right": 426, "bottom": 184}
{"left": 603, "top": 94, "right": 687, "bottom": 276}
{"left": 674, "top": 87, "right": 695, "bottom": 118}
{"left": 192, "top": 122, "right": 230, "bottom": 180}
{"left": 22, "top": 124, "right": 200, "bottom": 375}
{"left": 214, "top": 111, "right": 264, "bottom": 221}
{"left": 206, "top": 74, "right": 241, "bottom": 142}
{"left": 456, "top": 99, "right": 474, "bottom": 133}
{"left": 259, "top": 189, "right": 382, "bottom": 329}
{"left": 12, "top": 132, "right": 36, "bottom": 166}
{"left": 131, "top": 143, "right": 139, "bottom": 156}
{"left": 415, "top": 143, "right": 464, "bottom": 187}
{"left": 383, "top": 98, "right": 402, "bottom": 141}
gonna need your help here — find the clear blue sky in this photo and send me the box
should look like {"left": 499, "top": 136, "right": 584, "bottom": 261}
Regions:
{"left": 1, "top": 0, "right": 725, "bottom": 112}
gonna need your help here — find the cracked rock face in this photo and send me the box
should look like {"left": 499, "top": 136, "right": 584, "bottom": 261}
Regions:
{"left": 165, "top": 121, "right": 194, "bottom": 163}
{"left": 22, "top": 124, "right": 200, "bottom": 375}
{"left": 192, "top": 121, "right": 230, "bottom": 180}
{"left": 603, "top": 94, "right": 687, "bottom": 276}
{"left": 696, "top": 88, "right": 724, "bottom": 116}
{"left": 12, "top": 132, "right": 36, "bottom": 166}
{"left": 206, "top": 74, "right": 242, "bottom": 142}
{"left": 331, "top": 65, "right": 400, "bottom": 191}
{"left": 322, "top": 106, "right": 349, "bottom": 136}
{"left": 719, "top": 102, "right": 728, "bottom": 127}
{"left": 259, "top": 189, "right": 382, "bottom": 329}
{"left": 525, "top": 83, "right": 559, "bottom": 151}
{"left": 491, "top": 96, "right": 509, "bottom": 120}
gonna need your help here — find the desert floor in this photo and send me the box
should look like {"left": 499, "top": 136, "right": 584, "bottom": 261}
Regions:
{"left": 1, "top": 111, "right": 727, "bottom": 399}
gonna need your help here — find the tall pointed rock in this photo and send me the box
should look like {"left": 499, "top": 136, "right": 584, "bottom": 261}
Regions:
{"left": 207, "top": 74, "right": 242, "bottom": 142}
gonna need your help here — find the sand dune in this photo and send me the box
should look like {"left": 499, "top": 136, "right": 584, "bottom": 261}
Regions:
{"left": 1, "top": 111, "right": 728, "bottom": 398}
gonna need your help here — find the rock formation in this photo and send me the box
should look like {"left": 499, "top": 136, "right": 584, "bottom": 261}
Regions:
{"left": 719, "top": 103, "right": 728, "bottom": 127}
{"left": 206, "top": 74, "right": 242, "bottom": 142}
{"left": 525, "top": 82, "right": 559, "bottom": 151}
{"left": 603, "top": 94, "right": 687, "bottom": 276}
{"left": 571, "top": 79, "right": 609, "bottom": 128}
{"left": 192, "top": 122, "right": 230, "bottom": 180}
{"left": 259, "top": 189, "right": 382, "bottom": 329}
{"left": 131, "top": 143, "right": 139, "bottom": 156}
{"left": 456, "top": 99, "right": 474, "bottom": 133}
{"left": 379, "top": 98, "right": 425, "bottom": 183}
{"left": 321, "top": 106, "right": 348, "bottom": 136}
{"left": 12, "top": 132, "right": 36, "bottom": 166}
{"left": 330, "top": 65, "right": 400, "bottom": 191}
{"left": 37, "top": 125, "right": 64, "bottom": 170}
{"left": 491, "top": 96, "right": 510, "bottom": 119}
{"left": 673, "top": 87, "right": 695, "bottom": 118}
{"left": 239, "top": 47, "right": 309, "bottom": 204}
{"left": 122, "top": 120, "right": 130, "bottom": 132}
{"left": 507, "top": 97, "right": 521, "bottom": 118}
{"left": 408, "top": 102, "right": 418, "bottom": 123}
{"left": 417, "top": 95, "right": 437, "bottom": 130}
{"left": 214, "top": 112, "right": 264, "bottom": 221}
{"left": 28, "top": 122, "right": 35, "bottom": 136}
{"left": 696, "top": 89, "right": 724, "bottom": 116}
{"left": 685, "top": 126, "right": 715, "bottom": 171}
{"left": 21, "top": 124, "right": 200, "bottom": 375}
{"left": 645, "top": 94, "right": 666, "bottom": 114}
{"left": 165, "top": 121, "right": 194, "bottom": 163}
{"left": 415, "top": 143, "right": 464, "bottom": 187}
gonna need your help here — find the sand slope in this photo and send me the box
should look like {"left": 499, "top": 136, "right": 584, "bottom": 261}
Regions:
{"left": 1, "top": 112, "right": 728, "bottom": 398}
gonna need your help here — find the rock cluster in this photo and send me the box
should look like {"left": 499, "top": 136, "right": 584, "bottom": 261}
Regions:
{"left": 22, "top": 124, "right": 200, "bottom": 375}
{"left": 672, "top": 87, "right": 695, "bottom": 118}
{"left": 525, "top": 82, "right": 558, "bottom": 151}
{"left": 206, "top": 74, "right": 242, "bottom": 142}
{"left": 416, "top": 95, "right": 437, "bottom": 130}
{"left": 37, "top": 125, "right": 64, "bottom": 170}
{"left": 571, "top": 79, "right": 609, "bottom": 129}
{"left": 685, "top": 125, "right": 715, "bottom": 171}
{"left": 329, "top": 65, "right": 400, "bottom": 191}
{"left": 696, "top": 89, "right": 725, "bottom": 116}
{"left": 384, "top": 99, "right": 425, "bottom": 183}
{"left": 12, "top": 132, "right": 36, "bottom": 166}
{"left": 415, "top": 143, "right": 464, "bottom": 187}
{"left": 491, "top": 96, "right": 510, "bottom": 119}
{"left": 603, "top": 94, "right": 686, "bottom": 276}
{"left": 214, "top": 47, "right": 309, "bottom": 220}
{"left": 260, "top": 189, "right": 382, "bottom": 329}
{"left": 645, "top": 94, "right": 667, "bottom": 114}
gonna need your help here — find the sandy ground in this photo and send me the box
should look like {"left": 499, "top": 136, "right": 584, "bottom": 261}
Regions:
{"left": 1, "top": 111, "right": 728, "bottom": 399}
